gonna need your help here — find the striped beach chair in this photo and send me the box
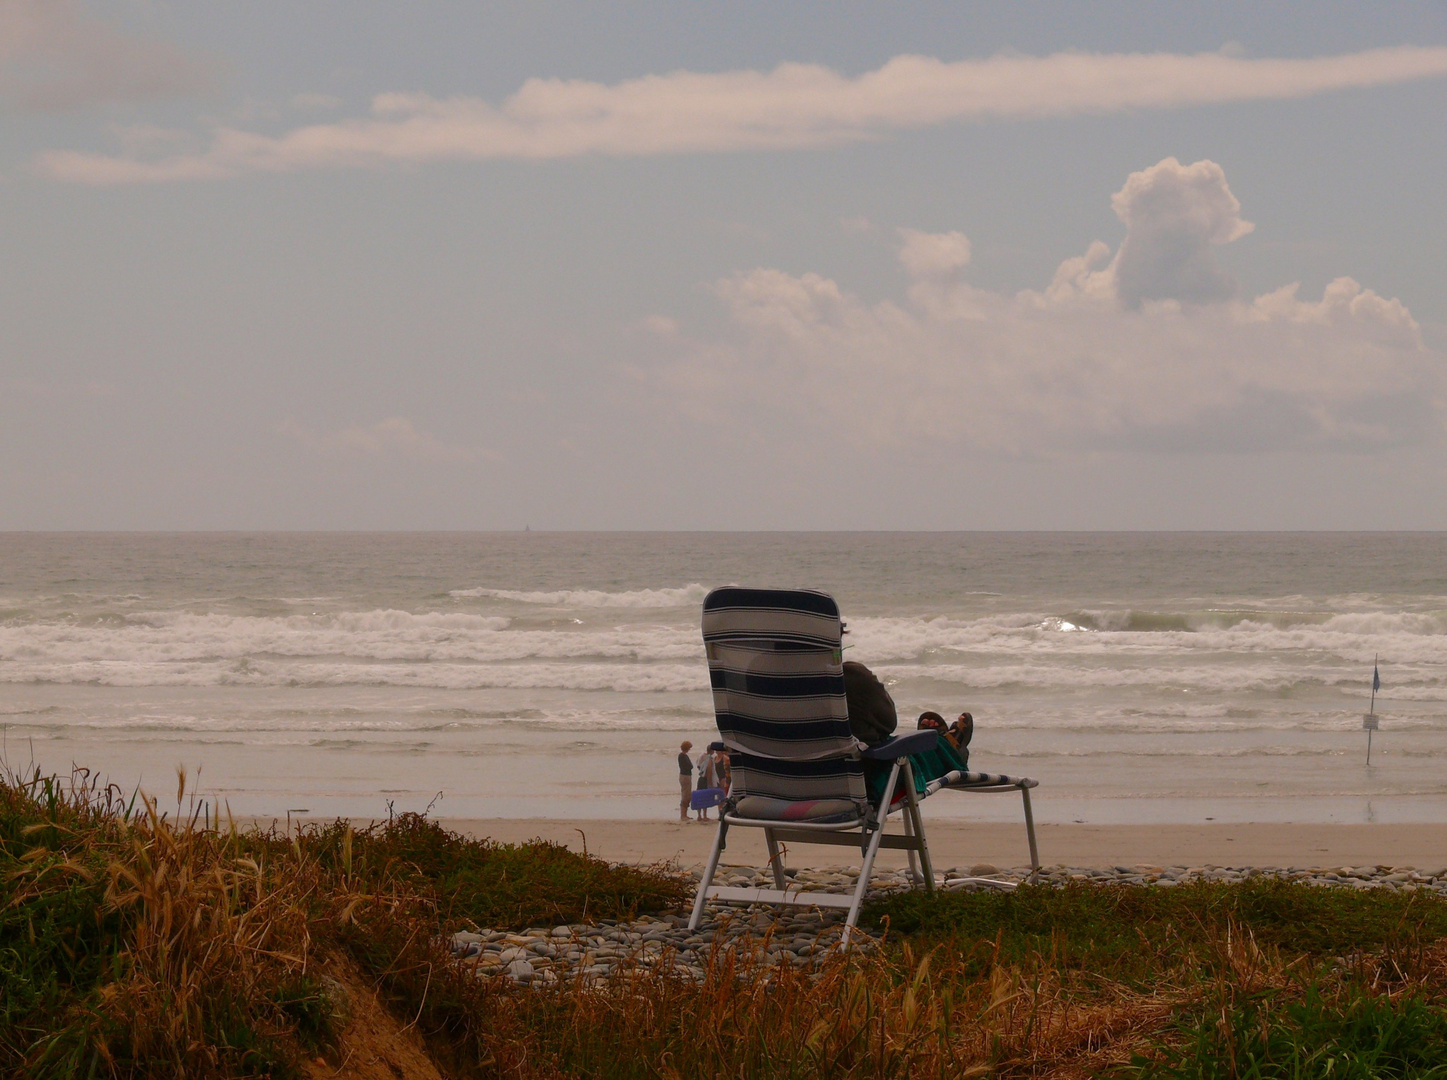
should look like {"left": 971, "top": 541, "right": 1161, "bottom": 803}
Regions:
{"left": 688, "top": 586, "right": 1039, "bottom": 945}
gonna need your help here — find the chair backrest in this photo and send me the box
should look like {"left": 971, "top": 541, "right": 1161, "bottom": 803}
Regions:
{"left": 701, "top": 587, "right": 865, "bottom": 804}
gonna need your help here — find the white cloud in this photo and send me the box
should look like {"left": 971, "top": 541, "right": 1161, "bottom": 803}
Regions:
{"left": 281, "top": 417, "right": 489, "bottom": 463}
{"left": 658, "top": 159, "right": 1443, "bottom": 455}
{"left": 0, "top": 0, "right": 210, "bottom": 110}
{"left": 897, "top": 228, "right": 971, "bottom": 278}
{"left": 35, "top": 44, "right": 1447, "bottom": 183}
{"left": 1110, "top": 157, "right": 1253, "bottom": 307}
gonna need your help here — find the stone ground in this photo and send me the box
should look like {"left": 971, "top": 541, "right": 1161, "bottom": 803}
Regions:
{"left": 451, "top": 861, "right": 1447, "bottom": 986}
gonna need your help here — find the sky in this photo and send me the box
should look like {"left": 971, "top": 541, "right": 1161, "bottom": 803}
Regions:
{"left": 3, "top": 1, "right": 1446, "bottom": 530}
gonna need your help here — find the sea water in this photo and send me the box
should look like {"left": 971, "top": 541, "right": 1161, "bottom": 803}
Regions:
{"left": 2, "top": 532, "right": 1444, "bottom": 824}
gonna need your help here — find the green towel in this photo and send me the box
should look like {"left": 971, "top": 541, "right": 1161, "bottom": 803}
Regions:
{"left": 864, "top": 739, "right": 968, "bottom": 804}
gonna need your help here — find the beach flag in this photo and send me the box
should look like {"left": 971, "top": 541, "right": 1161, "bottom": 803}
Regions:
{"left": 1366, "top": 659, "right": 1382, "bottom": 764}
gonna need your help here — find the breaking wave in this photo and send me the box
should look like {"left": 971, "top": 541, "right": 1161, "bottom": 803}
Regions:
{"left": 3, "top": 601, "right": 1445, "bottom": 696}
{"left": 448, "top": 584, "right": 709, "bottom": 608}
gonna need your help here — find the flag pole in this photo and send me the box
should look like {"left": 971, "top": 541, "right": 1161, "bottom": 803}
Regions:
{"left": 1366, "top": 655, "right": 1379, "bottom": 766}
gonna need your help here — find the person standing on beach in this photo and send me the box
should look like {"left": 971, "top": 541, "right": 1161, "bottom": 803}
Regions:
{"left": 677, "top": 740, "right": 694, "bottom": 822}
{"left": 710, "top": 744, "right": 731, "bottom": 796}
{"left": 694, "top": 744, "right": 728, "bottom": 821}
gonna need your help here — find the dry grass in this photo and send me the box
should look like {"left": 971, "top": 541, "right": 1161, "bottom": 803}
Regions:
{"left": 0, "top": 765, "right": 683, "bottom": 1078}
{"left": 451, "top": 921, "right": 1447, "bottom": 1079}
{"left": 7, "top": 764, "right": 1447, "bottom": 1079}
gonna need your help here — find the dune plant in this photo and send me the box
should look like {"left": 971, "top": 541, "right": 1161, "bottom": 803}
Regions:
{"left": 8, "top": 762, "right": 1447, "bottom": 1079}
{"left": 0, "top": 764, "right": 685, "bottom": 1078}
{"left": 865, "top": 878, "right": 1447, "bottom": 984}
{"left": 292, "top": 812, "right": 689, "bottom": 928}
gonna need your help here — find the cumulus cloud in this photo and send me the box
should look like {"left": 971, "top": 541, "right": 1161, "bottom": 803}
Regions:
{"left": 897, "top": 228, "right": 972, "bottom": 278}
{"left": 0, "top": 0, "right": 210, "bottom": 110}
{"left": 1111, "top": 157, "right": 1253, "bottom": 307}
{"left": 35, "top": 44, "right": 1447, "bottom": 182}
{"left": 658, "top": 159, "right": 1443, "bottom": 455}
{"left": 281, "top": 417, "right": 490, "bottom": 463}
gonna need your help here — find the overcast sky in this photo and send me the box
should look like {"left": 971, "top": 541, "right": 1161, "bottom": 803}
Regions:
{"left": 3, "top": 1, "right": 1446, "bottom": 530}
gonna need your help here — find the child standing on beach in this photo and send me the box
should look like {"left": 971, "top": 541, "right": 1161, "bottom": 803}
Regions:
{"left": 677, "top": 740, "right": 693, "bottom": 822}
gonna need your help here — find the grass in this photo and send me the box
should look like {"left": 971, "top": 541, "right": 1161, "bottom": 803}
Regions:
{"left": 862, "top": 882, "right": 1447, "bottom": 1078}
{"left": 0, "top": 764, "right": 686, "bottom": 1078}
{"left": 8, "top": 763, "right": 1447, "bottom": 1078}
{"left": 295, "top": 813, "right": 687, "bottom": 929}
{"left": 863, "top": 879, "right": 1447, "bottom": 983}
{"left": 1145, "top": 984, "right": 1447, "bottom": 1079}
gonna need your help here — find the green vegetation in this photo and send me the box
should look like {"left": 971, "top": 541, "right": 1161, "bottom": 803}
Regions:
{"left": 0, "top": 765, "right": 686, "bottom": 1078}
{"left": 864, "top": 882, "right": 1447, "bottom": 1078}
{"left": 297, "top": 813, "right": 686, "bottom": 928}
{"left": 864, "top": 878, "right": 1447, "bottom": 981}
{"left": 7, "top": 763, "right": 1447, "bottom": 1078}
{"left": 1147, "top": 985, "right": 1447, "bottom": 1080}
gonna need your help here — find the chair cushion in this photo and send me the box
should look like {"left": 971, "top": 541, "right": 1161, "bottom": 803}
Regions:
{"left": 732, "top": 796, "right": 862, "bottom": 823}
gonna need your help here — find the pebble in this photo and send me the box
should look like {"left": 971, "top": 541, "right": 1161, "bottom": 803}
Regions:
{"left": 449, "top": 860, "right": 1447, "bottom": 986}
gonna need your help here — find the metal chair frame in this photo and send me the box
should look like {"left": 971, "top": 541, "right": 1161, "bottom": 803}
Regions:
{"left": 690, "top": 585, "right": 1041, "bottom": 946}
{"left": 689, "top": 748, "right": 930, "bottom": 946}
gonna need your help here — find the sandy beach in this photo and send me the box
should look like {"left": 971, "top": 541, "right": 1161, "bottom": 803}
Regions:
{"left": 435, "top": 818, "right": 1447, "bottom": 871}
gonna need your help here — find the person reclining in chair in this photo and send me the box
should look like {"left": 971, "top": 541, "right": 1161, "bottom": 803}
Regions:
{"left": 916, "top": 710, "right": 973, "bottom": 765}
{"left": 842, "top": 660, "right": 898, "bottom": 745}
{"left": 845, "top": 662, "right": 973, "bottom": 757}
{"left": 844, "top": 661, "right": 975, "bottom": 799}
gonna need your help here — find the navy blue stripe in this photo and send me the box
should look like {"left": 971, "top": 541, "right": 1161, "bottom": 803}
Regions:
{"left": 732, "top": 753, "right": 862, "bottom": 778}
{"left": 703, "top": 632, "right": 838, "bottom": 649}
{"left": 703, "top": 587, "right": 839, "bottom": 618}
{"left": 710, "top": 669, "right": 843, "bottom": 697}
{"left": 716, "top": 714, "right": 852, "bottom": 742}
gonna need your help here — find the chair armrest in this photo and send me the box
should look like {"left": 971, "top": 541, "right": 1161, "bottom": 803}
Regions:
{"left": 861, "top": 730, "right": 939, "bottom": 759}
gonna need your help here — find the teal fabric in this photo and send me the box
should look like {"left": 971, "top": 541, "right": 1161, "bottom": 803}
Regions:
{"left": 864, "top": 739, "right": 968, "bottom": 804}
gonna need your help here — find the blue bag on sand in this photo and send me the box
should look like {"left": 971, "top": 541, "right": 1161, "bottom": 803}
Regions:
{"left": 690, "top": 788, "right": 725, "bottom": 810}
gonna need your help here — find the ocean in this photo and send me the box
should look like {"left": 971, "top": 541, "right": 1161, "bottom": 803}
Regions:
{"left": 2, "top": 532, "right": 1445, "bottom": 825}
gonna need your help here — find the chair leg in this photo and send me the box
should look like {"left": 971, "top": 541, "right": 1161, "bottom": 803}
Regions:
{"left": 901, "top": 760, "right": 935, "bottom": 893}
{"left": 764, "top": 827, "right": 788, "bottom": 890}
{"left": 689, "top": 818, "right": 729, "bottom": 931}
{"left": 901, "top": 800, "right": 921, "bottom": 883}
{"left": 842, "top": 761, "right": 900, "bottom": 948}
{"left": 1021, "top": 784, "right": 1040, "bottom": 883}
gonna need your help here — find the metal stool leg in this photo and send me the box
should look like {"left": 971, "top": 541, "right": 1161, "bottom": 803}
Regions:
{"left": 1021, "top": 784, "right": 1040, "bottom": 883}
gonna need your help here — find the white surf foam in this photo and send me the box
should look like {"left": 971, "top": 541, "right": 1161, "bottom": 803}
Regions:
{"left": 448, "top": 584, "right": 709, "bottom": 608}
